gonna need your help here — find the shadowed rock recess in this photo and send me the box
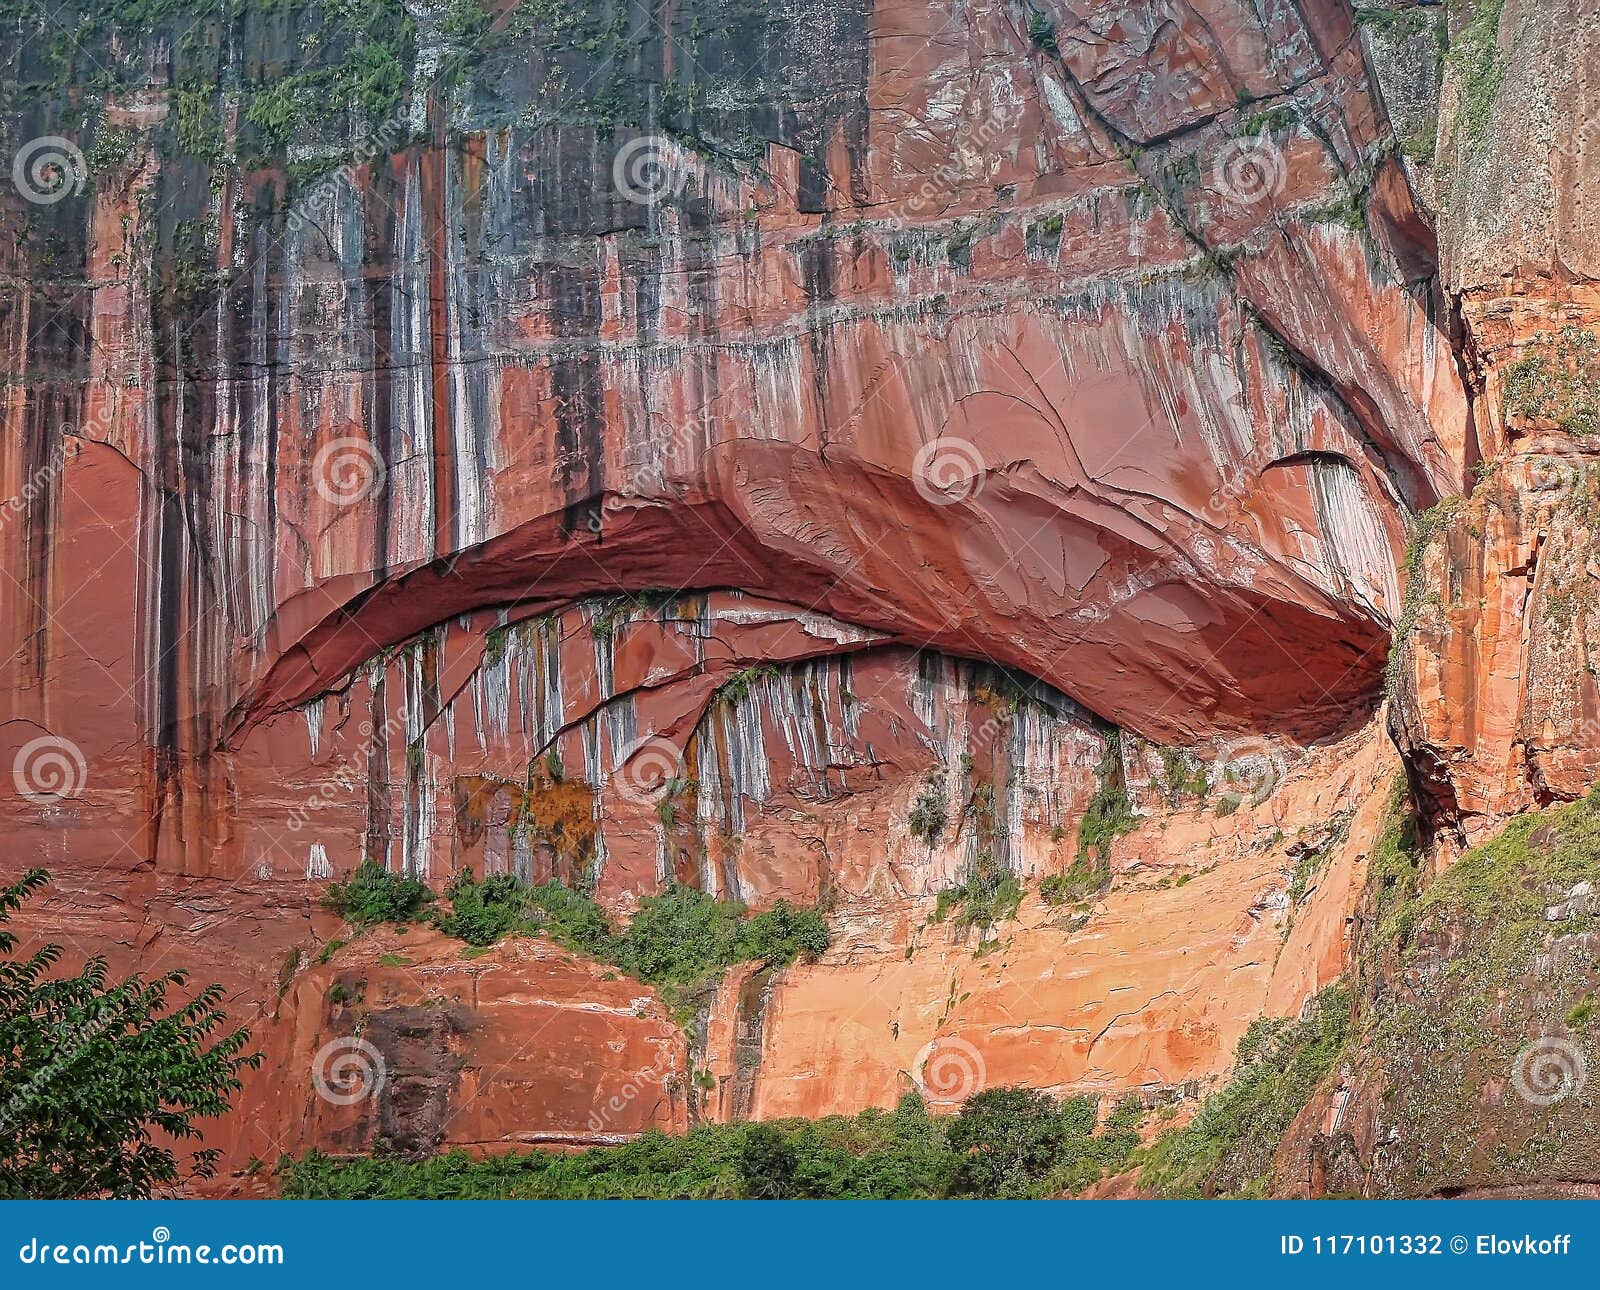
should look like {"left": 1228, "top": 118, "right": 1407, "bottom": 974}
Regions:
{"left": 3, "top": 0, "right": 1599, "bottom": 1196}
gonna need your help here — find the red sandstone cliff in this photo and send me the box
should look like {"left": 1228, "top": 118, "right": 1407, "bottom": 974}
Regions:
{"left": 0, "top": 0, "right": 1595, "bottom": 1193}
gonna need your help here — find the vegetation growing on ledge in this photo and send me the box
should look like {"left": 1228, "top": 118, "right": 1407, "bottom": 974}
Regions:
{"left": 932, "top": 849, "right": 1023, "bottom": 935}
{"left": 908, "top": 775, "right": 949, "bottom": 846}
{"left": 323, "top": 860, "right": 433, "bottom": 928}
{"left": 1039, "top": 859, "right": 1111, "bottom": 907}
{"left": 1078, "top": 737, "right": 1138, "bottom": 863}
{"left": 1443, "top": 0, "right": 1505, "bottom": 147}
{"left": 328, "top": 865, "right": 827, "bottom": 1012}
{"left": 1138, "top": 984, "right": 1353, "bottom": 1198}
{"left": 1502, "top": 326, "right": 1600, "bottom": 437}
{"left": 1156, "top": 746, "right": 1211, "bottom": 805}
{"left": 280, "top": 1087, "right": 1145, "bottom": 1199}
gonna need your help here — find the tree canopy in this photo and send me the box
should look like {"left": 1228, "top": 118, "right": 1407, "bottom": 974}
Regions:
{"left": 0, "top": 868, "right": 259, "bottom": 1198}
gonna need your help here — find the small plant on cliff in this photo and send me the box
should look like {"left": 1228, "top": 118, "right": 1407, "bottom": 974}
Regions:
{"left": 0, "top": 870, "right": 260, "bottom": 1199}
{"left": 1025, "top": 5, "right": 1057, "bottom": 53}
{"left": 932, "top": 850, "right": 1023, "bottom": 934}
{"left": 1078, "top": 737, "right": 1138, "bottom": 863}
{"left": 908, "top": 775, "right": 949, "bottom": 846}
{"left": 1039, "top": 859, "right": 1111, "bottom": 906}
{"left": 323, "top": 860, "right": 434, "bottom": 928}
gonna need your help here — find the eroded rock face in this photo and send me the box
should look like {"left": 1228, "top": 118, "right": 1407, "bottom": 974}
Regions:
{"left": 0, "top": 0, "right": 1489, "bottom": 1179}
{"left": 1384, "top": 0, "right": 1600, "bottom": 843}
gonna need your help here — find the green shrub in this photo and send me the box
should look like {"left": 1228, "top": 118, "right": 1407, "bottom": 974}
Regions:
{"left": 1079, "top": 738, "right": 1137, "bottom": 862}
{"left": 430, "top": 872, "right": 612, "bottom": 954}
{"left": 932, "top": 851, "right": 1023, "bottom": 932}
{"left": 281, "top": 1083, "right": 1142, "bottom": 1199}
{"left": 1040, "top": 859, "right": 1111, "bottom": 906}
{"left": 1025, "top": 6, "right": 1057, "bottom": 52}
{"left": 323, "top": 861, "right": 433, "bottom": 928}
{"left": 908, "top": 776, "right": 949, "bottom": 845}
{"left": 613, "top": 887, "right": 828, "bottom": 990}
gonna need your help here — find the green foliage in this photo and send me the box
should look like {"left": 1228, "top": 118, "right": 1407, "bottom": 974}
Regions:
{"left": 716, "top": 664, "right": 779, "bottom": 705}
{"left": 655, "top": 776, "right": 692, "bottom": 829}
{"left": 430, "top": 871, "right": 611, "bottom": 953}
{"left": 323, "top": 860, "right": 434, "bottom": 928}
{"left": 1025, "top": 6, "right": 1057, "bottom": 53}
{"left": 739, "top": 1123, "right": 798, "bottom": 1198}
{"left": 0, "top": 870, "right": 259, "bottom": 1199}
{"left": 589, "top": 590, "right": 681, "bottom": 640}
{"left": 428, "top": 874, "right": 826, "bottom": 1009}
{"left": 1366, "top": 775, "right": 1425, "bottom": 938}
{"left": 1445, "top": 0, "right": 1505, "bottom": 147}
{"left": 1241, "top": 105, "right": 1297, "bottom": 136}
{"left": 1139, "top": 984, "right": 1352, "bottom": 1197}
{"left": 908, "top": 776, "right": 949, "bottom": 846}
{"left": 932, "top": 850, "right": 1022, "bottom": 933}
{"left": 1502, "top": 327, "right": 1600, "bottom": 436}
{"left": 1078, "top": 737, "right": 1137, "bottom": 862}
{"left": 1039, "top": 859, "right": 1111, "bottom": 906}
{"left": 1157, "top": 747, "right": 1210, "bottom": 804}
{"left": 282, "top": 1084, "right": 1143, "bottom": 1199}
{"left": 611, "top": 888, "right": 827, "bottom": 992}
